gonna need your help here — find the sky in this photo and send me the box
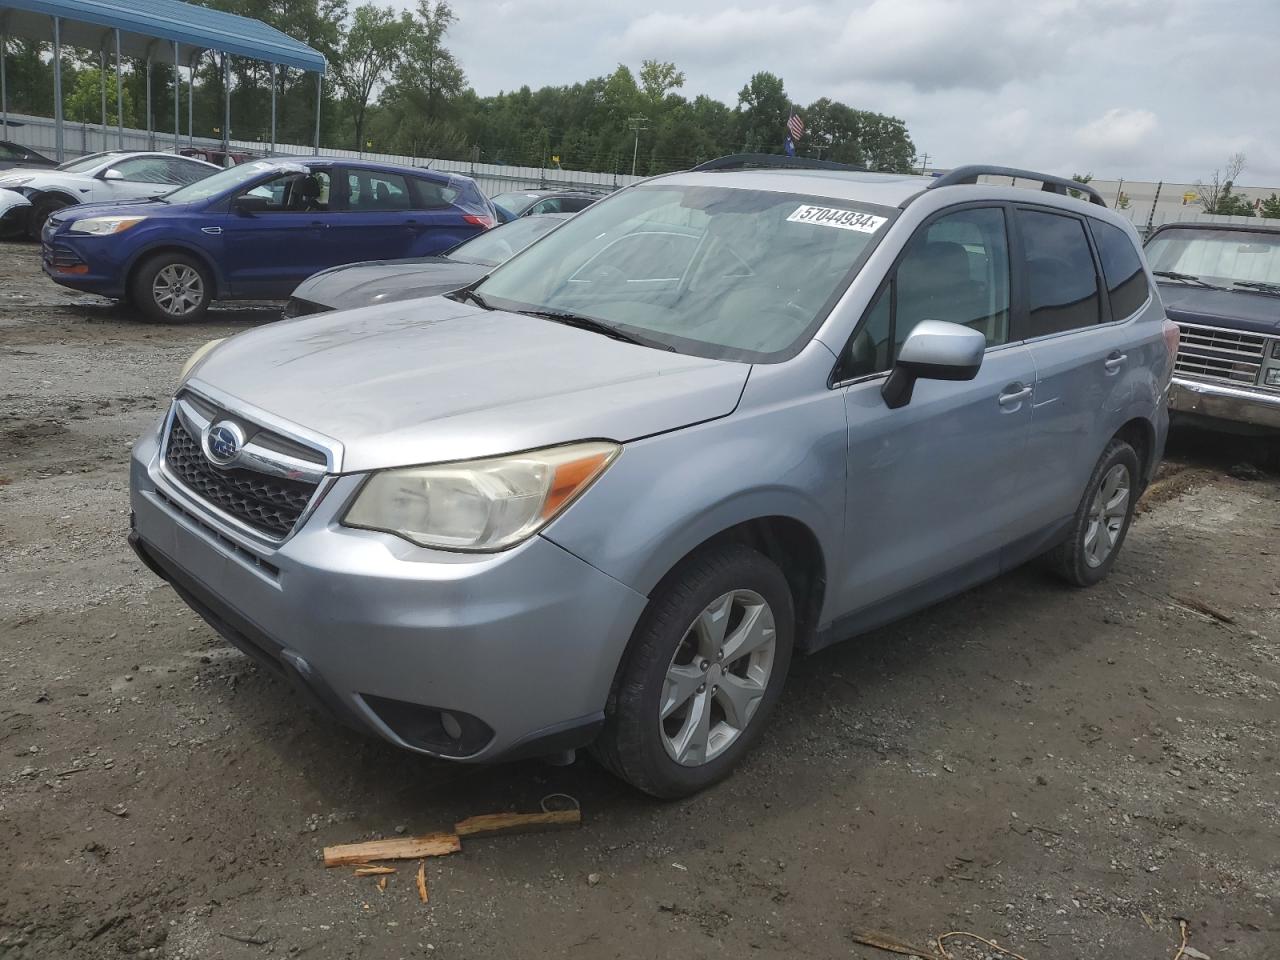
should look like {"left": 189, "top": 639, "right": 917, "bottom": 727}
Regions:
{"left": 392, "top": 0, "right": 1279, "bottom": 186}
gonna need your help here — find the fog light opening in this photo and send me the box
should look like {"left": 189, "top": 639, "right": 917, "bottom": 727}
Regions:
{"left": 440, "top": 711, "right": 464, "bottom": 740}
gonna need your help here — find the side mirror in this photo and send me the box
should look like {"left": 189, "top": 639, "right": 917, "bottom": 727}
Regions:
{"left": 881, "top": 320, "right": 986, "bottom": 409}
{"left": 231, "top": 195, "right": 270, "bottom": 214}
{"left": 101, "top": 168, "right": 125, "bottom": 181}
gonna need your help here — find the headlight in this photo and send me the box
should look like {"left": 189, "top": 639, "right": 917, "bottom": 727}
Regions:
{"left": 67, "top": 215, "right": 147, "bottom": 236}
{"left": 343, "top": 441, "right": 620, "bottom": 551}
{"left": 179, "top": 338, "right": 225, "bottom": 381}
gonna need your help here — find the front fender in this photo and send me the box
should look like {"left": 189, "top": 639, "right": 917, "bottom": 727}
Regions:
{"left": 542, "top": 359, "right": 847, "bottom": 624}
{"left": 123, "top": 237, "right": 228, "bottom": 295}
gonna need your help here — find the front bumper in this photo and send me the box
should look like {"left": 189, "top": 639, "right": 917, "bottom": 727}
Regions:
{"left": 129, "top": 424, "right": 648, "bottom": 762}
{"left": 1169, "top": 376, "right": 1280, "bottom": 431}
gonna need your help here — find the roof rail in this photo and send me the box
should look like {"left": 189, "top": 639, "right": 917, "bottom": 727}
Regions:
{"left": 691, "top": 153, "right": 863, "bottom": 173}
{"left": 927, "top": 165, "right": 1107, "bottom": 206}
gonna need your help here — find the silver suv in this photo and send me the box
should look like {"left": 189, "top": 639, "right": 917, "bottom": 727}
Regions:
{"left": 129, "top": 158, "right": 1174, "bottom": 798}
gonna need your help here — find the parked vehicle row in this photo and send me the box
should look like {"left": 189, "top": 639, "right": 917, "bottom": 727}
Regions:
{"left": 39, "top": 156, "right": 497, "bottom": 322}
{"left": 0, "top": 150, "right": 220, "bottom": 239}
{"left": 128, "top": 158, "right": 1174, "bottom": 797}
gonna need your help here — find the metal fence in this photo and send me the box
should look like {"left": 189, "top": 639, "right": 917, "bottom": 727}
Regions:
{"left": 5, "top": 110, "right": 1277, "bottom": 225}
{"left": 0, "top": 110, "right": 644, "bottom": 196}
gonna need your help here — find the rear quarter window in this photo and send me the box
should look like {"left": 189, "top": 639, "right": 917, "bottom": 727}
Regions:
{"left": 411, "top": 177, "right": 460, "bottom": 209}
{"left": 1090, "top": 218, "right": 1149, "bottom": 319}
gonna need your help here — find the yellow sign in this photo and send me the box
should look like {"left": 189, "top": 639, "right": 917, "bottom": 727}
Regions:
{"left": 551, "top": 155, "right": 560, "bottom": 165}
{"left": 1182, "top": 191, "right": 1197, "bottom": 203}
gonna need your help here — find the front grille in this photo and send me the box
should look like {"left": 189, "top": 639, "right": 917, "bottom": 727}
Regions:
{"left": 164, "top": 418, "right": 318, "bottom": 539}
{"left": 42, "top": 242, "right": 84, "bottom": 269}
{"left": 1173, "top": 322, "right": 1266, "bottom": 386}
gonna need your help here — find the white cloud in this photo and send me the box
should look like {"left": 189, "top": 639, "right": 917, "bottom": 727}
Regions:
{"left": 1074, "top": 109, "right": 1159, "bottom": 156}
{"left": 389, "top": 0, "right": 1280, "bottom": 185}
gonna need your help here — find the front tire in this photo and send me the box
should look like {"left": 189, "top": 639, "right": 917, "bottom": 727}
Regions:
{"left": 593, "top": 543, "right": 794, "bottom": 798}
{"left": 131, "top": 253, "right": 212, "bottom": 323}
{"left": 1047, "top": 439, "right": 1139, "bottom": 587}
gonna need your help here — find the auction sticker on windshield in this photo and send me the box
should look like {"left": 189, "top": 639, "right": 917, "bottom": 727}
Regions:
{"left": 787, "top": 205, "right": 886, "bottom": 233}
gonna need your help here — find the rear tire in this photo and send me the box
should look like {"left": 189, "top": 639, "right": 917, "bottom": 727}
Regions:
{"left": 130, "top": 253, "right": 212, "bottom": 323}
{"left": 27, "top": 195, "right": 72, "bottom": 240}
{"left": 592, "top": 543, "right": 794, "bottom": 798}
{"left": 1046, "top": 439, "right": 1139, "bottom": 587}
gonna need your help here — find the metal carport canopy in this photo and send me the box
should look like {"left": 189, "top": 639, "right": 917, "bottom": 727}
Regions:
{"left": 0, "top": 0, "right": 326, "bottom": 72}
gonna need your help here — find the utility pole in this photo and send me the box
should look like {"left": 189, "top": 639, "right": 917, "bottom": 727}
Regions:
{"left": 628, "top": 115, "right": 648, "bottom": 177}
{"left": 916, "top": 151, "right": 930, "bottom": 175}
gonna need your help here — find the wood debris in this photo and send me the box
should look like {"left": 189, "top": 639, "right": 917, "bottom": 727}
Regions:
{"left": 850, "top": 928, "right": 934, "bottom": 956}
{"left": 323, "top": 832, "right": 461, "bottom": 867}
{"left": 1169, "top": 594, "right": 1235, "bottom": 624}
{"left": 416, "top": 861, "right": 428, "bottom": 904}
{"left": 454, "top": 809, "right": 581, "bottom": 838}
{"left": 352, "top": 865, "right": 397, "bottom": 877}
{"left": 376, "top": 876, "right": 387, "bottom": 892}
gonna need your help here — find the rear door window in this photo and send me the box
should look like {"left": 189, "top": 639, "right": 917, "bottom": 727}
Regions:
{"left": 346, "top": 170, "right": 412, "bottom": 211}
{"left": 1090, "top": 219, "right": 1149, "bottom": 320}
{"left": 1017, "top": 209, "right": 1102, "bottom": 337}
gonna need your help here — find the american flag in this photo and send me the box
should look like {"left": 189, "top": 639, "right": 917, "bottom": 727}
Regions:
{"left": 787, "top": 112, "right": 804, "bottom": 141}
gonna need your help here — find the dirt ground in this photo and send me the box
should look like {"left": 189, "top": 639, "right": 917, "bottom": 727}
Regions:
{"left": 1, "top": 239, "right": 1277, "bottom": 960}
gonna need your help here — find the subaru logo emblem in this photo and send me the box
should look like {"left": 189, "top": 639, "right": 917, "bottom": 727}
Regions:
{"left": 203, "top": 420, "right": 245, "bottom": 467}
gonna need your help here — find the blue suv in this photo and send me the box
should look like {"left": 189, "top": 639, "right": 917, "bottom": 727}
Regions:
{"left": 41, "top": 158, "right": 497, "bottom": 322}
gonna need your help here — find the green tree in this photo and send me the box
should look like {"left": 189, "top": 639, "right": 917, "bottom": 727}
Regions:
{"left": 1068, "top": 172, "right": 1093, "bottom": 199}
{"left": 64, "top": 68, "right": 138, "bottom": 126}
{"left": 735, "top": 71, "right": 790, "bottom": 152}
{"left": 1260, "top": 193, "right": 1280, "bottom": 219}
{"left": 1211, "top": 186, "right": 1255, "bottom": 217}
{"left": 372, "top": 0, "right": 466, "bottom": 155}
{"left": 639, "top": 59, "right": 684, "bottom": 111}
{"left": 333, "top": 4, "right": 409, "bottom": 150}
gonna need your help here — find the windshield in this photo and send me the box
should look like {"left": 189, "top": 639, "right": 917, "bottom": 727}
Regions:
{"left": 164, "top": 160, "right": 295, "bottom": 204}
{"left": 475, "top": 184, "right": 894, "bottom": 361}
{"left": 57, "top": 151, "right": 124, "bottom": 173}
{"left": 450, "top": 215, "right": 564, "bottom": 266}
{"left": 1146, "top": 228, "right": 1280, "bottom": 289}
{"left": 490, "top": 192, "right": 542, "bottom": 216}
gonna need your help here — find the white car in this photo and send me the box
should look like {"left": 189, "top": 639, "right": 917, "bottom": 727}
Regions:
{"left": 0, "top": 187, "right": 31, "bottom": 238}
{"left": 0, "top": 151, "right": 219, "bottom": 239}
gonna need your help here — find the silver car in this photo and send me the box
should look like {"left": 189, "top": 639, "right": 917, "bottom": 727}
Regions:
{"left": 129, "top": 159, "right": 1174, "bottom": 797}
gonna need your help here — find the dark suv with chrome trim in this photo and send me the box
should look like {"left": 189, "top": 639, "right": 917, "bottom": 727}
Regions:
{"left": 1147, "top": 219, "right": 1280, "bottom": 433}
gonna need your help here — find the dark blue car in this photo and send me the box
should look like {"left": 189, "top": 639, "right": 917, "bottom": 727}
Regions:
{"left": 41, "top": 157, "right": 497, "bottom": 322}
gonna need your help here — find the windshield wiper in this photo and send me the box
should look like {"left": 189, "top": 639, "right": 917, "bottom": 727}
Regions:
{"left": 516, "top": 308, "right": 674, "bottom": 350}
{"left": 448, "top": 285, "right": 493, "bottom": 310}
{"left": 1231, "top": 280, "right": 1280, "bottom": 297}
{"left": 1153, "top": 270, "right": 1223, "bottom": 289}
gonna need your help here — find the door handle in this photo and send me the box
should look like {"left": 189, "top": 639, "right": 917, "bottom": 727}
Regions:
{"left": 1104, "top": 352, "right": 1127, "bottom": 373}
{"left": 998, "top": 383, "right": 1033, "bottom": 408}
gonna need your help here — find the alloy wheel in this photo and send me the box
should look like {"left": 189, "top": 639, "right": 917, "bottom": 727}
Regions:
{"left": 152, "top": 264, "right": 204, "bottom": 318}
{"left": 1084, "top": 463, "right": 1130, "bottom": 568}
{"left": 660, "top": 589, "right": 777, "bottom": 766}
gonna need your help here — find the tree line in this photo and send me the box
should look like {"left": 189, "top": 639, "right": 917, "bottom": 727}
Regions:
{"left": 0, "top": 0, "right": 917, "bottom": 175}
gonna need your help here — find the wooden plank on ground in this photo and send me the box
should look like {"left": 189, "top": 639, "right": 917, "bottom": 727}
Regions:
{"left": 323, "top": 832, "right": 461, "bottom": 867}
{"left": 453, "top": 810, "right": 581, "bottom": 838}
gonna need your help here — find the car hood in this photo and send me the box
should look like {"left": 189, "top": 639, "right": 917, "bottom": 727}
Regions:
{"left": 48, "top": 198, "right": 198, "bottom": 231}
{"left": 188, "top": 296, "right": 750, "bottom": 472}
{"left": 293, "top": 257, "right": 485, "bottom": 310}
{"left": 1160, "top": 283, "right": 1280, "bottom": 336}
